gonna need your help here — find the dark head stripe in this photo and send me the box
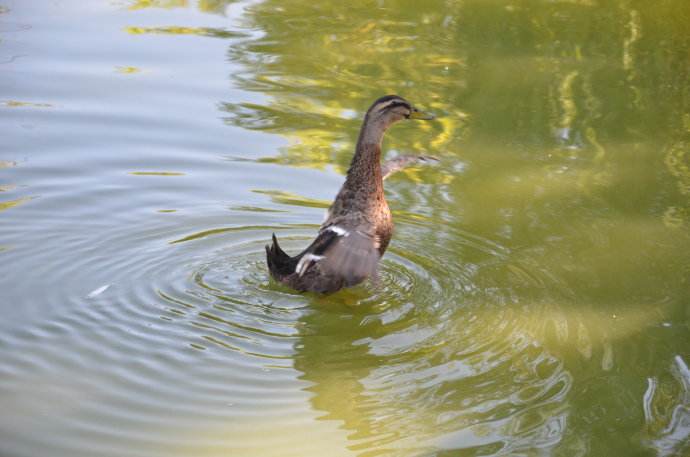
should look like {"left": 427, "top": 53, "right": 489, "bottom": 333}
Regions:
{"left": 373, "top": 94, "right": 403, "bottom": 105}
{"left": 383, "top": 101, "right": 410, "bottom": 111}
{"left": 369, "top": 95, "right": 411, "bottom": 113}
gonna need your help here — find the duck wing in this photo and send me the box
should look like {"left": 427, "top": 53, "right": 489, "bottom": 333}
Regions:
{"left": 296, "top": 225, "right": 380, "bottom": 286}
{"left": 381, "top": 154, "right": 438, "bottom": 180}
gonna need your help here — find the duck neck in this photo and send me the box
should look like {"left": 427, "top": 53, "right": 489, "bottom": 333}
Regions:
{"left": 345, "top": 116, "right": 387, "bottom": 192}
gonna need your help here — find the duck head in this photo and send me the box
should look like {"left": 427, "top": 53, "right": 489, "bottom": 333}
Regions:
{"left": 367, "top": 94, "right": 434, "bottom": 123}
{"left": 359, "top": 95, "right": 434, "bottom": 145}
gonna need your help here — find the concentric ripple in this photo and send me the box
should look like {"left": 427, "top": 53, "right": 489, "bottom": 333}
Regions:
{"left": 1, "top": 204, "right": 347, "bottom": 457}
{"left": 1, "top": 191, "right": 573, "bottom": 457}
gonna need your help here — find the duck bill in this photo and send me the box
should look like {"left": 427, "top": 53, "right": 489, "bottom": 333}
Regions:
{"left": 408, "top": 109, "right": 435, "bottom": 120}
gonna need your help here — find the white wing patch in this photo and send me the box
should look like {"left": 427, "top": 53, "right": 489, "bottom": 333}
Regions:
{"left": 327, "top": 225, "right": 349, "bottom": 236}
{"left": 295, "top": 253, "right": 324, "bottom": 276}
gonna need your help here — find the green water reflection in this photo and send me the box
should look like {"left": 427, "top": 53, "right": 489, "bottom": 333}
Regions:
{"left": 217, "top": 1, "right": 690, "bottom": 455}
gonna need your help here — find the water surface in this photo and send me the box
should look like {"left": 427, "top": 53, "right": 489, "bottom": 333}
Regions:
{"left": 1, "top": 1, "right": 690, "bottom": 456}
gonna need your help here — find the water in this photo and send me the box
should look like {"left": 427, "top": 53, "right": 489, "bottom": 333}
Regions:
{"left": 1, "top": 0, "right": 689, "bottom": 456}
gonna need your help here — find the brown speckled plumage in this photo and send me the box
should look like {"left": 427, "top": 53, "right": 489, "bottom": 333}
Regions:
{"left": 266, "top": 95, "right": 435, "bottom": 293}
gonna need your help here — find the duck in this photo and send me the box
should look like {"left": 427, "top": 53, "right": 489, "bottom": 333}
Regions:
{"left": 266, "top": 95, "right": 435, "bottom": 293}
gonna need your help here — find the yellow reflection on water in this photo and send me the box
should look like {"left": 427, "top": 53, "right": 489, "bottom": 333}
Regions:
{"left": 251, "top": 189, "right": 330, "bottom": 209}
{"left": 115, "top": 65, "right": 141, "bottom": 74}
{"left": 124, "top": 25, "right": 240, "bottom": 38}
{"left": 128, "top": 0, "right": 187, "bottom": 10}
{"left": 665, "top": 133, "right": 690, "bottom": 196}
{"left": 127, "top": 0, "right": 233, "bottom": 13}
{"left": 522, "top": 302, "right": 670, "bottom": 362}
{"left": 663, "top": 114, "right": 690, "bottom": 229}
{"left": 216, "top": 1, "right": 467, "bottom": 171}
{"left": 2, "top": 100, "right": 52, "bottom": 108}
{"left": 0, "top": 196, "right": 33, "bottom": 212}
{"left": 169, "top": 413, "right": 355, "bottom": 457}
{"left": 129, "top": 171, "right": 185, "bottom": 176}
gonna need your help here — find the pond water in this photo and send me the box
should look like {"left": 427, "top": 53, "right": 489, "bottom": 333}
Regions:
{"left": 1, "top": 1, "right": 690, "bottom": 456}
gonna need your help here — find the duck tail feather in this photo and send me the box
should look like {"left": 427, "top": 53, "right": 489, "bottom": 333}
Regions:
{"left": 266, "top": 233, "right": 294, "bottom": 279}
{"left": 270, "top": 233, "right": 289, "bottom": 260}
